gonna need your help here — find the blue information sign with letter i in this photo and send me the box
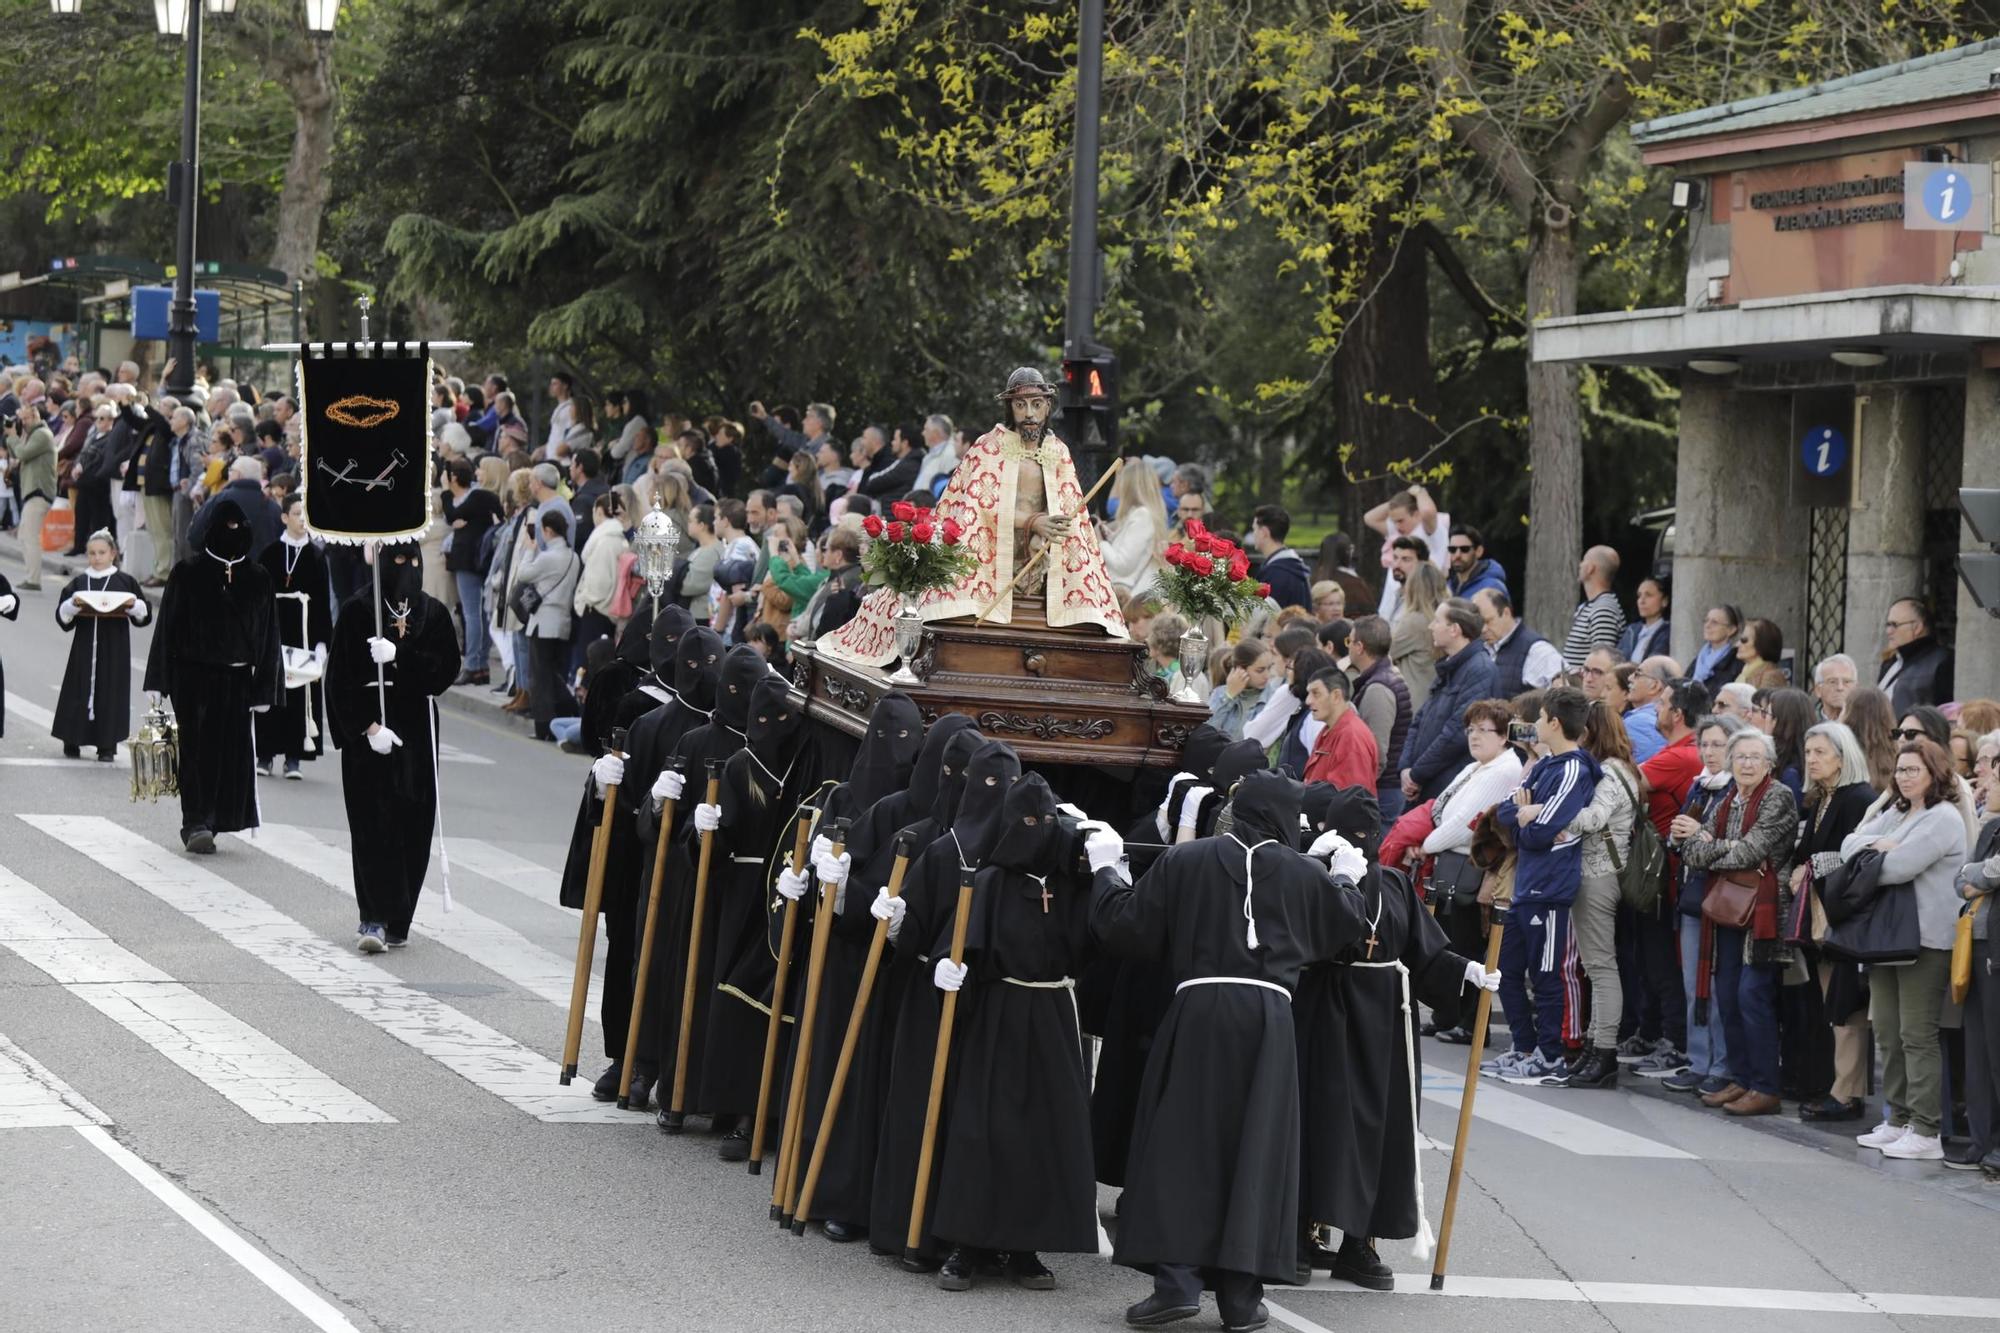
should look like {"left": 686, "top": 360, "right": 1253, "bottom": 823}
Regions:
{"left": 1801, "top": 426, "right": 1848, "bottom": 477}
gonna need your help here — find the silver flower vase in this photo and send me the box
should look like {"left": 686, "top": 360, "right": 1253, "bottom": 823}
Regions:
{"left": 1176, "top": 624, "right": 1210, "bottom": 702}
{"left": 886, "top": 595, "right": 926, "bottom": 685}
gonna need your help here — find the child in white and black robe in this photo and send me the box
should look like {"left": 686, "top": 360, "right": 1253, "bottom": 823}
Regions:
{"left": 254, "top": 499, "right": 331, "bottom": 777}
{"left": 324, "top": 542, "right": 459, "bottom": 953}
{"left": 0, "top": 572, "right": 18, "bottom": 738}
{"left": 53, "top": 531, "right": 150, "bottom": 760}
{"left": 927, "top": 774, "right": 1098, "bottom": 1291}
{"left": 1088, "top": 770, "right": 1367, "bottom": 1330}
{"left": 143, "top": 497, "right": 282, "bottom": 853}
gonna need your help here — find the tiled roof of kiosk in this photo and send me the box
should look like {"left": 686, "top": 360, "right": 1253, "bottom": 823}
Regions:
{"left": 1633, "top": 37, "right": 2000, "bottom": 146}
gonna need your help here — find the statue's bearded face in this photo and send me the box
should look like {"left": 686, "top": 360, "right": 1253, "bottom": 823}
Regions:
{"left": 1010, "top": 392, "right": 1053, "bottom": 443}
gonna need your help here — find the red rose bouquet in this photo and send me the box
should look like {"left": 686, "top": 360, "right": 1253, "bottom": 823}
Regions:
{"left": 1156, "top": 520, "right": 1272, "bottom": 623}
{"left": 861, "top": 500, "right": 978, "bottom": 597}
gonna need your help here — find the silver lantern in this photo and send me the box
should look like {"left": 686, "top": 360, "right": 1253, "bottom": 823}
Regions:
{"left": 633, "top": 503, "right": 682, "bottom": 610}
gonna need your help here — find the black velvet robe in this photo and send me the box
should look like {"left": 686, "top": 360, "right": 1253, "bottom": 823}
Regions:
{"left": 255, "top": 538, "right": 332, "bottom": 763}
{"left": 326, "top": 591, "right": 459, "bottom": 935}
{"left": 1295, "top": 865, "right": 1466, "bottom": 1243}
{"left": 143, "top": 551, "right": 283, "bottom": 839}
{"left": 1090, "top": 772, "right": 1366, "bottom": 1285}
{"left": 53, "top": 569, "right": 149, "bottom": 754}
{"left": 930, "top": 777, "right": 1098, "bottom": 1255}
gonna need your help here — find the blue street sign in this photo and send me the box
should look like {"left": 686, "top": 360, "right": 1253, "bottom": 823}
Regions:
{"left": 1921, "top": 166, "right": 1971, "bottom": 225}
{"left": 1801, "top": 425, "right": 1848, "bottom": 478}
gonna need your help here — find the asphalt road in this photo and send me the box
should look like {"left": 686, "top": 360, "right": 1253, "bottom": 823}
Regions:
{"left": 2, "top": 539, "right": 1998, "bottom": 1333}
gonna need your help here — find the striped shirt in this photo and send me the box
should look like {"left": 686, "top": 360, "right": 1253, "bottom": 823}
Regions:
{"left": 1562, "top": 591, "right": 1626, "bottom": 672}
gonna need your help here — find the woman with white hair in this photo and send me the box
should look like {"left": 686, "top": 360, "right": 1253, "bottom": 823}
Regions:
{"left": 1099, "top": 460, "right": 1168, "bottom": 599}
{"left": 1791, "top": 722, "right": 1879, "bottom": 1123}
{"left": 1673, "top": 727, "right": 1799, "bottom": 1118}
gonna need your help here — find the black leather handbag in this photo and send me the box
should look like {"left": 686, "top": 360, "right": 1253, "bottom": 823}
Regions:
{"left": 1822, "top": 875, "right": 1921, "bottom": 965}
{"left": 1426, "top": 850, "right": 1485, "bottom": 912}
{"left": 1819, "top": 848, "right": 1887, "bottom": 927}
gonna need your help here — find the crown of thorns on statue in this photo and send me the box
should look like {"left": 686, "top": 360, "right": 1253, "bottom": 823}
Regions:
{"left": 994, "top": 366, "right": 1055, "bottom": 402}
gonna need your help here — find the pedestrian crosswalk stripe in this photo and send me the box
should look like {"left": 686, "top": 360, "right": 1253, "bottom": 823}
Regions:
{"left": 23, "top": 815, "right": 629, "bottom": 1124}
{"left": 1281, "top": 1273, "right": 2000, "bottom": 1318}
{"left": 0, "top": 1032, "right": 111, "bottom": 1130}
{"left": 437, "top": 742, "right": 493, "bottom": 766}
{"left": 5, "top": 690, "right": 57, "bottom": 732}
{"left": 236, "top": 823, "right": 603, "bottom": 1017}
{"left": 1421, "top": 1063, "right": 1696, "bottom": 1159}
{"left": 0, "top": 863, "right": 391, "bottom": 1124}
{"left": 440, "top": 836, "right": 565, "bottom": 908}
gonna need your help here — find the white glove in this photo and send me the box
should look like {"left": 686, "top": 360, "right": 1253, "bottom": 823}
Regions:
{"left": 367, "top": 725, "right": 402, "bottom": 755}
{"left": 1084, "top": 823, "right": 1125, "bottom": 873}
{"left": 1465, "top": 961, "right": 1501, "bottom": 992}
{"left": 250, "top": 704, "right": 270, "bottom": 714}
{"left": 1157, "top": 774, "right": 1195, "bottom": 838}
{"left": 1178, "top": 786, "right": 1213, "bottom": 831}
{"left": 367, "top": 636, "right": 397, "bottom": 665}
{"left": 870, "top": 886, "right": 907, "bottom": 932}
{"left": 693, "top": 802, "right": 721, "bottom": 833}
{"left": 652, "top": 769, "right": 685, "bottom": 805}
{"left": 1330, "top": 842, "right": 1369, "bottom": 886}
{"left": 813, "top": 847, "right": 851, "bottom": 887}
{"left": 934, "top": 958, "right": 968, "bottom": 993}
{"left": 0, "top": 593, "right": 15, "bottom": 616}
{"left": 1057, "top": 802, "right": 1089, "bottom": 823}
{"left": 810, "top": 834, "right": 833, "bottom": 867}
{"left": 775, "top": 867, "right": 809, "bottom": 902}
{"left": 591, "top": 753, "right": 624, "bottom": 794}
{"left": 313, "top": 642, "right": 329, "bottom": 668}
{"left": 1306, "top": 829, "right": 1348, "bottom": 861}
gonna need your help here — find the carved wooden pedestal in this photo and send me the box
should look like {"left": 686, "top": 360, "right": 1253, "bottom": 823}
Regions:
{"left": 794, "top": 597, "right": 1209, "bottom": 770}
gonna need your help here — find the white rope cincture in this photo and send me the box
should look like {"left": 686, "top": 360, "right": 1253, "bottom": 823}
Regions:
{"left": 1349, "top": 957, "right": 1435, "bottom": 1262}
{"left": 1225, "top": 834, "right": 1277, "bottom": 950}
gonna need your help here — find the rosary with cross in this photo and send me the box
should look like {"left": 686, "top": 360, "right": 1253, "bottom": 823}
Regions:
{"left": 388, "top": 599, "right": 413, "bottom": 638}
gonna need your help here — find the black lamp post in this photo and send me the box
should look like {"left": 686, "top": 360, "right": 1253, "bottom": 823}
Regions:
{"left": 52, "top": 0, "right": 340, "bottom": 400}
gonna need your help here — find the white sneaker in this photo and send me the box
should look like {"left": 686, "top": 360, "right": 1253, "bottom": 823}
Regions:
{"left": 1856, "top": 1122, "right": 1908, "bottom": 1149}
{"left": 1881, "top": 1132, "right": 1943, "bottom": 1161}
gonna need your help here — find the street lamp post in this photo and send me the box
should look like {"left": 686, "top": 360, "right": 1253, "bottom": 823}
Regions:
{"left": 51, "top": 0, "right": 341, "bottom": 400}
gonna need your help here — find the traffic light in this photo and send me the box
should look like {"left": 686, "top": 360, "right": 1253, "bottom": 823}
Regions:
{"left": 1060, "top": 349, "right": 1118, "bottom": 456}
{"left": 1959, "top": 488, "right": 2000, "bottom": 617}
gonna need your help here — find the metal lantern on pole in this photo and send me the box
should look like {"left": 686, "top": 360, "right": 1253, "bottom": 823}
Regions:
{"left": 304, "top": 0, "right": 340, "bottom": 37}
{"left": 49, "top": 0, "right": 84, "bottom": 18}
{"left": 634, "top": 504, "right": 683, "bottom": 611}
{"left": 153, "top": 0, "right": 189, "bottom": 37}
{"left": 205, "top": 0, "right": 239, "bottom": 18}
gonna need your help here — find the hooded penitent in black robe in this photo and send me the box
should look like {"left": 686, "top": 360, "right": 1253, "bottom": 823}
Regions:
{"left": 622, "top": 609, "right": 712, "bottom": 1074}
{"left": 1295, "top": 862, "right": 1464, "bottom": 1251}
{"left": 325, "top": 542, "right": 459, "bottom": 937}
{"left": 0, "top": 572, "right": 16, "bottom": 738}
{"left": 143, "top": 497, "right": 283, "bottom": 845}
{"left": 870, "top": 737, "right": 1021, "bottom": 1258}
{"left": 255, "top": 534, "right": 332, "bottom": 764}
{"left": 1088, "top": 725, "right": 1256, "bottom": 1187}
{"left": 53, "top": 565, "right": 150, "bottom": 755}
{"left": 701, "top": 673, "right": 812, "bottom": 1116}
{"left": 1091, "top": 770, "right": 1367, "bottom": 1287}
{"left": 647, "top": 642, "right": 761, "bottom": 1118}
{"left": 930, "top": 774, "right": 1098, "bottom": 1256}
{"left": 794, "top": 709, "right": 973, "bottom": 1233}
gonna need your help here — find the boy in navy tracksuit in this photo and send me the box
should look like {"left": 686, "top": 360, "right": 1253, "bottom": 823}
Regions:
{"left": 1493, "top": 687, "right": 1600, "bottom": 1082}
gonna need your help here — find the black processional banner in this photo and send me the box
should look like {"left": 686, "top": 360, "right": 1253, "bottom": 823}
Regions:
{"left": 297, "top": 349, "right": 436, "bottom": 542}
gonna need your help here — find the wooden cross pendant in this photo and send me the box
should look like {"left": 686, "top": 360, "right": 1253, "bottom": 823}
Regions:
{"left": 1364, "top": 931, "right": 1379, "bottom": 960}
{"left": 1039, "top": 879, "right": 1052, "bottom": 914}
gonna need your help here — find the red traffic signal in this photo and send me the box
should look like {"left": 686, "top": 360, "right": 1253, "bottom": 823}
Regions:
{"left": 1062, "top": 354, "right": 1116, "bottom": 403}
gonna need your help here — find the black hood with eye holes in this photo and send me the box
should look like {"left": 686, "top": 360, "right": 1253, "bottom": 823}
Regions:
{"left": 650, "top": 604, "right": 694, "bottom": 678}
{"left": 200, "top": 496, "right": 254, "bottom": 561}
{"left": 988, "top": 773, "right": 1061, "bottom": 875}
{"left": 930, "top": 729, "right": 986, "bottom": 832}
{"left": 674, "top": 627, "right": 724, "bottom": 713}
{"left": 746, "top": 674, "right": 805, "bottom": 771}
{"left": 949, "top": 739, "right": 1022, "bottom": 868}
{"left": 846, "top": 691, "right": 925, "bottom": 814}
{"left": 1229, "top": 769, "right": 1304, "bottom": 848}
{"left": 713, "top": 644, "right": 765, "bottom": 732}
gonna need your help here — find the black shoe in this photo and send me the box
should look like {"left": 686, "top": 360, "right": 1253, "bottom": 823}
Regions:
{"left": 1124, "top": 1294, "right": 1200, "bottom": 1327}
{"left": 385, "top": 934, "right": 408, "bottom": 950}
{"left": 558, "top": 739, "right": 589, "bottom": 755}
{"left": 590, "top": 1063, "right": 622, "bottom": 1102}
{"left": 623, "top": 1067, "right": 655, "bottom": 1111}
{"left": 95, "top": 750, "right": 114, "bottom": 763}
{"left": 716, "top": 1126, "right": 750, "bottom": 1162}
{"left": 821, "top": 1219, "right": 866, "bottom": 1244}
{"left": 62, "top": 745, "right": 81, "bottom": 759}
{"left": 1330, "top": 1235, "right": 1394, "bottom": 1292}
{"left": 1982, "top": 1148, "right": 2000, "bottom": 1178}
{"left": 1008, "top": 1251, "right": 1055, "bottom": 1290}
{"left": 453, "top": 670, "right": 478, "bottom": 687}
{"left": 1435, "top": 1026, "right": 1474, "bottom": 1045}
{"left": 937, "top": 1247, "right": 976, "bottom": 1292}
{"left": 489, "top": 677, "right": 513, "bottom": 694}
{"left": 1943, "top": 1138, "right": 1987, "bottom": 1170}
{"left": 183, "top": 827, "right": 215, "bottom": 855}
{"left": 1420, "top": 1019, "right": 1442, "bottom": 1037}
{"left": 1549, "top": 1046, "right": 1619, "bottom": 1089}
{"left": 1799, "top": 1096, "right": 1863, "bottom": 1122}
{"left": 1222, "top": 1304, "right": 1270, "bottom": 1333}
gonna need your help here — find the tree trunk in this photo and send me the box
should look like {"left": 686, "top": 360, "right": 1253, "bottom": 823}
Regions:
{"left": 1330, "top": 217, "right": 1434, "bottom": 540}
{"left": 268, "top": 40, "right": 337, "bottom": 287}
{"left": 1522, "top": 215, "right": 1583, "bottom": 643}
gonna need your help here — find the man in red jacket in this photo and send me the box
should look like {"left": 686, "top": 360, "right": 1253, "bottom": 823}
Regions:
{"left": 1629, "top": 675, "right": 1712, "bottom": 1078}
{"left": 1303, "top": 668, "right": 1379, "bottom": 791}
